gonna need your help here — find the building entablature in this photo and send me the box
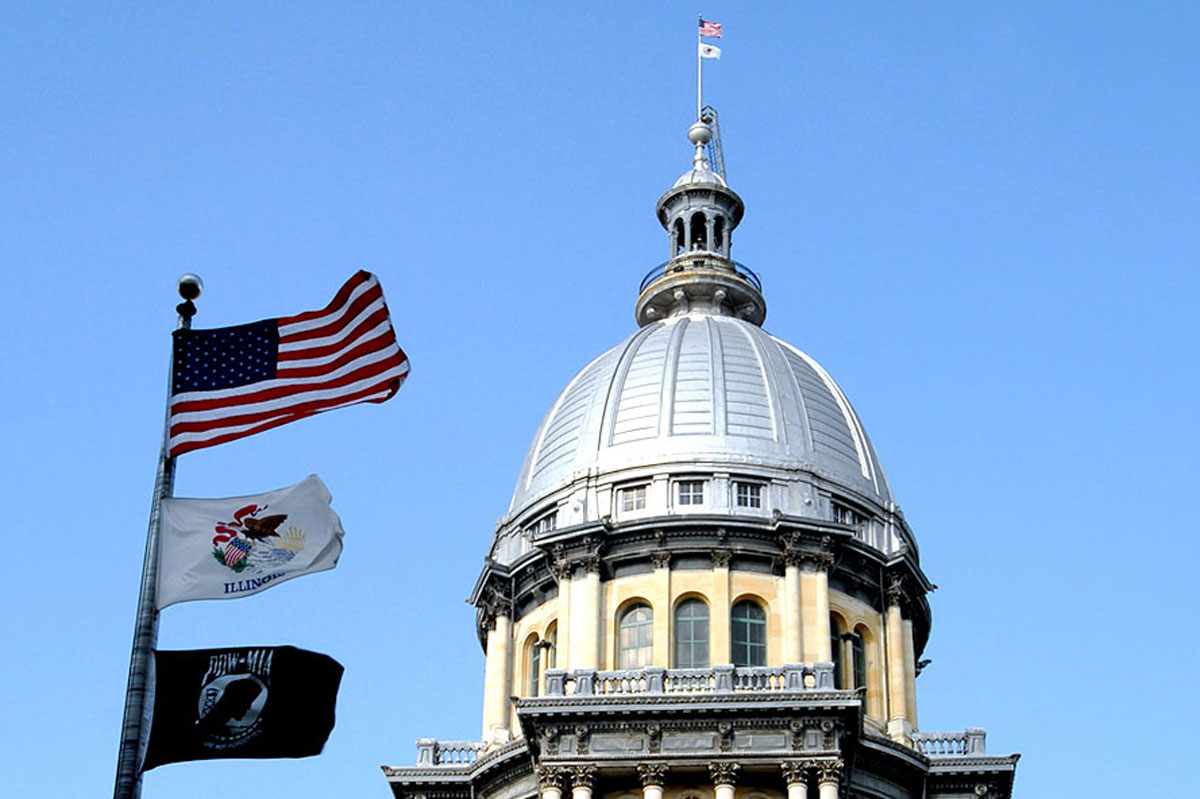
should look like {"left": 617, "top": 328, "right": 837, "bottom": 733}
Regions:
{"left": 470, "top": 512, "right": 933, "bottom": 650}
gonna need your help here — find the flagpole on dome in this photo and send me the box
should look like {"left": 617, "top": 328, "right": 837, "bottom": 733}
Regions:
{"left": 112, "top": 273, "right": 202, "bottom": 799}
{"left": 696, "top": 13, "right": 703, "bottom": 120}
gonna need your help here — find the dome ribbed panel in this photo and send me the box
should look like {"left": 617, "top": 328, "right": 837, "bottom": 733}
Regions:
{"left": 528, "top": 347, "right": 617, "bottom": 484}
{"left": 671, "top": 317, "right": 714, "bottom": 435}
{"left": 779, "top": 347, "right": 862, "bottom": 472}
{"left": 719, "top": 319, "right": 775, "bottom": 439}
{"left": 611, "top": 323, "right": 671, "bottom": 445}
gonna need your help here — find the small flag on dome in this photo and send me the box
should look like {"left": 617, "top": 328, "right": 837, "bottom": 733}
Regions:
{"left": 699, "top": 43, "right": 722, "bottom": 60}
{"left": 699, "top": 19, "right": 723, "bottom": 38}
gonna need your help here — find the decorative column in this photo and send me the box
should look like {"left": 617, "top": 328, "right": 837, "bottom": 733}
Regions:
{"left": 816, "top": 760, "right": 843, "bottom": 799}
{"left": 783, "top": 550, "right": 803, "bottom": 663}
{"left": 711, "top": 548, "right": 732, "bottom": 665}
{"left": 884, "top": 579, "right": 912, "bottom": 742}
{"left": 480, "top": 602, "right": 512, "bottom": 744}
{"left": 902, "top": 615, "right": 919, "bottom": 729}
{"left": 570, "top": 765, "right": 597, "bottom": 799}
{"left": 538, "top": 766, "right": 565, "bottom": 799}
{"left": 709, "top": 762, "right": 740, "bottom": 799}
{"left": 637, "top": 763, "right": 668, "bottom": 799}
{"left": 570, "top": 556, "right": 602, "bottom": 669}
{"left": 781, "top": 762, "right": 809, "bottom": 799}
{"left": 651, "top": 550, "right": 672, "bottom": 667}
{"left": 552, "top": 559, "right": 572, "bottom": 672}
{"left": 800, "top": 553, "right": 833, "bottom": 662}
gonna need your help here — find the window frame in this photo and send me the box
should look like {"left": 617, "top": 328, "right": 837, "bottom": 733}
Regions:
{"left": 619, "top": 484, "right": 648, "bottom": 513}
{"left": 673, "top": 597, "right": 710, "bottom": 669}
{"left": 730, "top": 599, "right": 767, "bottom": 667}
{"left": 734, "top": 481, "right": 764, "bottom": 509}
{"left": 617, "top": 603, "right": 654, "bottom": 669}
{"left": 675, "top": 479, "right": 706, "bottom": 507}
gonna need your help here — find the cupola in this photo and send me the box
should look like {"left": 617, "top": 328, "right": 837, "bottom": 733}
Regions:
{"left": 636, "top": 121, "right": 764, "bottom": 327}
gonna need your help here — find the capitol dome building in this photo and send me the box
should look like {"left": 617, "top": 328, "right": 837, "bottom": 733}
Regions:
{"left": 384, "top": 118, "right": 1019, "bottom": 799}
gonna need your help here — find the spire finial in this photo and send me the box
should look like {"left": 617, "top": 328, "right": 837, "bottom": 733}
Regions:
{"left": 687, "top": 121, "right": 712, "bottom": 170}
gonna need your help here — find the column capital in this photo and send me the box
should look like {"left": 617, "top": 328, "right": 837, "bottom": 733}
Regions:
{"left": 537, "top": 766, "right": 565, "bottom": 791}
{"left": 780, "top": 761, "right": 808, "bottom": 785}
{"left": 711, "top": 548, "right": 732, "bottom": 568}
{"left": 816, "top": 759, "right": 843, "bottom": 786}
{"left": 550, "top": 559, "right": 573, "bottom": 582}
{"left": 636, "top": 763, "right": 669, "bottom": 788}
{"left": 578, "top": 555, "right": 602, "bottom": 575}
{"left": 708, "top": 762, "right": 740, "bottom": 787}
{"left": 650, "top": 550, "right": 671, "bottom": 569}
{"left": 570, "top": 765, "right": 597, "bottom": 789}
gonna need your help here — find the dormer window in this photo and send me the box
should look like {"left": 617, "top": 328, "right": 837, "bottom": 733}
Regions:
{"left": 529, "top": 512, "right": 557, "bottom": 535}
{"left": 832, "top": 500, "right": 864, "bottom": 527}
{"left": 734, "top": 481, "right": 762, "bottom": 508}
{"left": 619, "top": 484, "right": 647, "bottom": 512}
{"left": 677, "top": 480, "right": 705, "bottom": 506}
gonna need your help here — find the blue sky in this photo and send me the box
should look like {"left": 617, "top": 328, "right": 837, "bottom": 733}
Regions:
{"left": 1, "top": 3, "right": 1197, "bottom": 797}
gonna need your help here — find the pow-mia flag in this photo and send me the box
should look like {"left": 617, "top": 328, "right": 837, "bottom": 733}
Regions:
{"left": 142, "top": 646, "right": 343, "bottom": 771}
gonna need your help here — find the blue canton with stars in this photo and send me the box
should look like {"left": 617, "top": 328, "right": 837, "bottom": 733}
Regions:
{"left": 171, "top": 320, "right": 279, "bottom": 394}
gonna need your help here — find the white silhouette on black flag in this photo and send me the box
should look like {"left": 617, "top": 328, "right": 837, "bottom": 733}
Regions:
{"left": 142, "top": 645, "right": 342, "bottom": 771}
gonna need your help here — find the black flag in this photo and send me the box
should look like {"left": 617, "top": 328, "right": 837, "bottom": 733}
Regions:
{"left": 142, "top": 645, "right": 343, "bottom": 771}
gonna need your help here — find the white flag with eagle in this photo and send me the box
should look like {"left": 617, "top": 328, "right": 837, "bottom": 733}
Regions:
{"left": 156, "top": 475, "right": 344, "bottom": 609}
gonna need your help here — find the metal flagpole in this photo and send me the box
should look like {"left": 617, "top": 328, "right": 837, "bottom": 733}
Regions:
{"left": 113, "top": 274, "right": 203, "bottom": 799}
{"left": 697, "top": 13, "right": 703, "bottom": 119}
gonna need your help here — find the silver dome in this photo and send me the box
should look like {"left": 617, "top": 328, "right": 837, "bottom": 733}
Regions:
{"left": 508, "top": 312, "right": 891, "bottom": 518}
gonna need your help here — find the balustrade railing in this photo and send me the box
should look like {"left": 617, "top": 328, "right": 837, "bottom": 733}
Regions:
{"left": 911, "top": 728, "right": 987, "bottom": 757}
{"left": 542, "top": 662, "right": 837, "bottom": 698}
{"left": 415, "top": 738, "right": 487, "bottom": 766}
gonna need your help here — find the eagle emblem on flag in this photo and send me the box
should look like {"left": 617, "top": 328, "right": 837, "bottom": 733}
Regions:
{"left": 211, "top": 502, "right": 305, "bottom": 574}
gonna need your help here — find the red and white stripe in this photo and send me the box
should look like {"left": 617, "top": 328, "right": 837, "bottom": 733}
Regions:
{"left": 168, "top": 271, "right": 409, "bottom": 457}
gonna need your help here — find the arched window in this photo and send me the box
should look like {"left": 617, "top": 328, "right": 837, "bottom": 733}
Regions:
{"left": 546, "top": 623, "right": 558, "bottom": 670}
{"left": 852, "top": 631, "right": 867, "bottom": 692}
{"left": 673, "top": 218, "right": 686, "bottom": 255}
{"left": 830, "top": 616, "right": 844, "bottom": 689}
{"left": 689, "top": 212, "right": 708, "bottom": 251}
{"left": 713, "top": 216, "right": 726, "bottom": 255}
{"left": 674, "top": 598, "right": 710, "bottom": 668}
{"left": 618, "top": 604, "right": 653, "bottom": 668}
{"left": 731, "top": 600, "right": 767, "bottom": 667}
{"left": 526, "top": 636, "right": 541, "bottom": 697}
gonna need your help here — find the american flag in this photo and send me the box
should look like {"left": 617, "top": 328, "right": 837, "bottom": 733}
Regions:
{"left": 698, "top": 19, "right": 722, "bottom": 38}
{"left": 167, "top": 270, "right": 409, "bottom": 457}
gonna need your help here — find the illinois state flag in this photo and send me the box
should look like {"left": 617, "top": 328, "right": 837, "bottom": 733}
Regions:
{"left": 157, "top": 475, "right": 343, "bottom": 609}
{"left": 142, "top": 646, "right": 343, "bottom": 770}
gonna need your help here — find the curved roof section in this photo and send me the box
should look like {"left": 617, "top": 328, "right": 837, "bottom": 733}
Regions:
{"left": 673, "top": 165, "right": 727, "bottom": 188}
{"left": 509, "top": 314, "right": 891, "bottom": 516}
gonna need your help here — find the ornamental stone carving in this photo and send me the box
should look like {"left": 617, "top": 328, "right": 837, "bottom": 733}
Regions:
{"left": 780, "top": 762, "right": 807, "bottom": 785}
{"left": 708, "top": 762, "right": 740, "bottom": 786}
{"left": 637, "top": 763, "right": 668, "bottom": 787}
{"left": 816, "top": 760, "right": 843, "bottom": 786}
{"left": 711, "top": 549, "right": 732, "bottom": 568}
{"left": 536, "top": 766, "right": 564, "bottom": 791}
{"left": 550, "top": 559, "right": 573, "bottom": 582}
{"left": 650, "top": 550, "right": 671, "bottom": 569}
{"left": 569, "top": 766, "right": 596, "bottom": 790}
